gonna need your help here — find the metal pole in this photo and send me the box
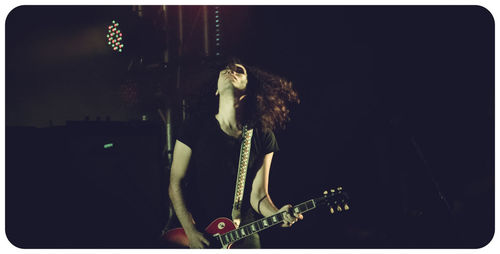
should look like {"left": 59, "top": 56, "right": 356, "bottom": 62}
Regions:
{"left": 177, "top": 6, "right": 186, "bottom": 121}
{"left": 160, "top": 5, "right": 173, "bottom": 166}
{"left": 202, "top": 6, "right": 210, "bottom": 57}
{"left": 162, "top": 5, "right": 169, "bottom": 64}
{"left": 136, "top": 5, "right": 143, "bottom": 18}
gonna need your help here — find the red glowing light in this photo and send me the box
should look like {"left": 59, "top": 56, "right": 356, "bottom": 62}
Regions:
{"left": 107, "top": 20, "right": 124, "bottom": 53}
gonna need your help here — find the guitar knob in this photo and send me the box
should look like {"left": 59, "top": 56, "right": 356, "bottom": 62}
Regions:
{"left": 344, "top": 204, "right": 350, "bottom": 210}
{"left": 336, "top": 205, "right": 342, "bottom": 212}
{"left": 330, "top": 207, "right": 335, "bottom": 214}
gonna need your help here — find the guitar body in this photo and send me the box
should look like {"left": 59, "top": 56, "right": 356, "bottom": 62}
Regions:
{"left": 163, "top": 217, "right": 237, "bottom": 249}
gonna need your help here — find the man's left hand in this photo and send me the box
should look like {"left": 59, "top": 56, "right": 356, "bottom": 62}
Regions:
{"left": 278, "top": 204, "right": 303, "bottom": 227}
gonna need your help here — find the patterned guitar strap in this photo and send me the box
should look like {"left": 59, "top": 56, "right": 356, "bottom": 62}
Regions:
{"left": 231, "top": 125, "right": 253, "bottom": 228}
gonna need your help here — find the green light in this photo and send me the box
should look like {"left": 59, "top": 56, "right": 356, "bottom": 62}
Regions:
{"left": 104, "top": 143, "right": 114, "bottom": 149}
{"left": 107, "top": 20, "right": 124, "bottom": 53}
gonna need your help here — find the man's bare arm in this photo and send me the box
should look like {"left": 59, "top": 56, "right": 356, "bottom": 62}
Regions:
{"left": 250, "top": 152, "right": 303, "bottom": 227}
{"left": 168, "top": 140, "right": 209, "bottom": 248}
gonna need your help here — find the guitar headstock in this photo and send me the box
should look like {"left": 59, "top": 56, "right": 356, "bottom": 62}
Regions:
{"left": 318, "top": 186, "right": 350, "bottom": 214}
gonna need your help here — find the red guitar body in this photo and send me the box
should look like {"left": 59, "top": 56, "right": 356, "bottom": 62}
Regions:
{"left": 163, "top": 217, "right": 237, "bottom": 248}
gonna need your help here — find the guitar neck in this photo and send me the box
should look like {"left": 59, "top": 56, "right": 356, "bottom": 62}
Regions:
{"left": 219, "top": 198, "right": 318, "bottom": 245}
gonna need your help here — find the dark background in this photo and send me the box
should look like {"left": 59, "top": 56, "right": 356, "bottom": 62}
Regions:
{"left": 5, "top": 6, "right": 494, "bottom": 248}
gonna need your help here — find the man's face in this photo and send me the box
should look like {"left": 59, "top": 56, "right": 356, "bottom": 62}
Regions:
{"left": 217, "top": 63, "right": 248, "bottom": 93}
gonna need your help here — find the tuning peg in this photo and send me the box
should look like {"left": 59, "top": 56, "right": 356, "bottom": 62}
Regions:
{"left": 330, "top": 207, "right": 335, "bottom": 214}
{"left": 336, "top": 205, "right": 343, "bottom": 212}
{"left": 344, "top": 204, "right": 350, "bottom": 211}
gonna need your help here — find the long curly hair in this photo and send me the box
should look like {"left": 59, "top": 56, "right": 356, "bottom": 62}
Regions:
{"left": 187, "top": 58, "right": 299, "bottom": 132}
{"left": 229, "top": 58, "right": 300, "bottom": 132}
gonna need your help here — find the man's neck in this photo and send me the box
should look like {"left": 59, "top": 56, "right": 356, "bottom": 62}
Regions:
{"left": 217, "top": 91, "right": 238, "bottom": 125}
{"left": 216, "top": 92, "right": 245, "bottom": 136}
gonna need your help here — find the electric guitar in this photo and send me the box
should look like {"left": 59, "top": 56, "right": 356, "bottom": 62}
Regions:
{"left": 163, "top": 186, "right": 350, "bottom": 248}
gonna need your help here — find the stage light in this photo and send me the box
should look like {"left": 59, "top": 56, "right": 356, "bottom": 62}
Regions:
{"left": 106, "top": 20, "right": 124, "bottom": 52}
{"left": 104, "top": 143, "right": 114, "bottom": 149}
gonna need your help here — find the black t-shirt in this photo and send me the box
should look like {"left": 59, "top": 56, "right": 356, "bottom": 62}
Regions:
{"left": 177, "top": 115, "right": 279, "bottom": 229}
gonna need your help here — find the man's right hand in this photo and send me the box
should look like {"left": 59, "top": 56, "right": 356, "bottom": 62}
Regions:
{"left": 186, "top": 229, "right": 210, "bottom": 249}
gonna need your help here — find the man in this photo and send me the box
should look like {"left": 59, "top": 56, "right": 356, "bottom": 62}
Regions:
{"left": 168, "top": 59, "right": 302, "bottom": 248}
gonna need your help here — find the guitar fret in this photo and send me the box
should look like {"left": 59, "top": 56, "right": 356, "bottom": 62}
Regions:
{"left": 271, "top": 215, "right": 278, "bottom": 223}
{"left": 263, "top": 219, "right": 269, "bottom": 227}
{"left": 306, "top": 200, "right": 314, "bottom": 210}
{"left": 296, "top": 204, "right": 305, "bottom": 213}
{"left": 276, "top": 213, "right": 284, "bottom": 221}
{"left": 250, "top": 224, "right": 256, "bottom": 232}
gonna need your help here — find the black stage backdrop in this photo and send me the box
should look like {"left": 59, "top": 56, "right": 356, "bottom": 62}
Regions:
{"left": 5, "top": 6, "right": 494, "bottom": 248}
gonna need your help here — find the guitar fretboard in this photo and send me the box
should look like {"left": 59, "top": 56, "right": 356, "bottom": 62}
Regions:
{"left": 219, "top": 199, "right": 317, "bottom": 245}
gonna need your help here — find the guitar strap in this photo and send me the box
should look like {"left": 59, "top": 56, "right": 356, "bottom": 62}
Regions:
{"left": 231, "top": 125, "right": 253, "bottom": 228}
